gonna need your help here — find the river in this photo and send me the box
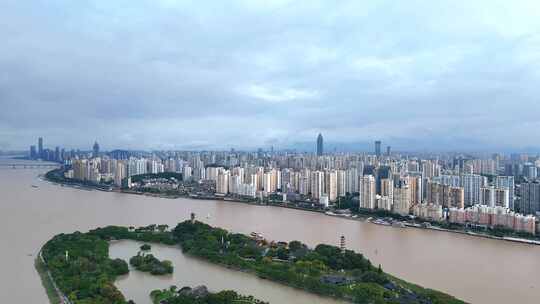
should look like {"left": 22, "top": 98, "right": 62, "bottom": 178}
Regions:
{"left": 1, "top": 159, "right": 539, "bottom": 303}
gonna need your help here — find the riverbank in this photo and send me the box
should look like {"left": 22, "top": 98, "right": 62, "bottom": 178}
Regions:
{"left": 346, "top": 215, "right": 540, "bottom": 246}
{"left": 34, "top": 256, "right": 61, "bottom": 304}
{"left": 35, "top": 251, "right": 72, "bottom": 304}
{"left": 43, "top": 169, "right": 540, "bottom": 247}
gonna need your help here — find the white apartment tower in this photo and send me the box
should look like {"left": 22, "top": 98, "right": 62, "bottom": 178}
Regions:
{"left": 359, "top": 175, "right": 376, "bottom": 209}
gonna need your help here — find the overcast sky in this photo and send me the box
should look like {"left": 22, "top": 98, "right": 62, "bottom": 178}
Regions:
{"left": 2, "top": 0, "right": 540, "bottom": 152}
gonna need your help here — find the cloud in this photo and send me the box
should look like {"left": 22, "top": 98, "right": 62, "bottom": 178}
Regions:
{"left": 352, "top": 56, "right": 413, "bottom": 76}
{"left": 1, "top": 0, "right": 540, "bottom": 151}
{"left": 237, "top": 84, "right": 319, "bottom": 103}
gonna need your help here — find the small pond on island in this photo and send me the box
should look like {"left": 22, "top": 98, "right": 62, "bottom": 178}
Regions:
{"left": 109, "top": 240, "right": 346, "bottom": 304}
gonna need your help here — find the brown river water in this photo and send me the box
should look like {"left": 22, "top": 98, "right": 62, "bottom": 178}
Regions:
{"left": 1, "top": 159, "right": 539, "bottom": 303}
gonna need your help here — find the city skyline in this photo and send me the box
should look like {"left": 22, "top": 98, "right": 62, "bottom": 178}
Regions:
{"left": 2, "top": 1, "right": 540, "bottom": 151}
{"left": 42, "top": 134, "right": 540, "bottom": 236}
{"left": 27, "top": 135, "right": 391, "bottom": 156}
{"left": 2, "top": 3, "right": 540, "bottom": 304}
{"left": 21, "top": 135, "right": 540, "bottom": 155}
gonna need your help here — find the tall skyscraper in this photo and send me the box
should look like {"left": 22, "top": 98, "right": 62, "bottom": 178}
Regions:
{"left": 386, "top": 146, "right": 391, "bottom": 156}
{"left": 316, "top": 133, "right": 323, "bottom": 156}
{"left": 38, "top": 137, "right": 43, "bottom": 159}
{"left": 93, "top": 141, "right": 100, "bottom": 157}
{"left": 375, "top": 141, "right": 381, "bottom": 157}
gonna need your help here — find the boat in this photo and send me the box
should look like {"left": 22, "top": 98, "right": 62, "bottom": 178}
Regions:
{"left": 31, "top": 185, "right": 39, "bottom": 188}
{"left": 421, "top": 222, "right": 432, "bottom": 228}
{"left": 371, "top": 219, "right": 391, "bottom": 226}
{"left": 392, "top": 222, "right": 406, "bottom": 228}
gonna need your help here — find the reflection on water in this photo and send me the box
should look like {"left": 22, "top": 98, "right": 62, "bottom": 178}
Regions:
{"left": 109, "top": 240, "right": 344, "bottom": 304}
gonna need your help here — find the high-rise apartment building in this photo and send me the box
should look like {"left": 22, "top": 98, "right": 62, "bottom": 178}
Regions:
{"left": 461, "top": 174, "right": 487, "bottom": 206}
{"left": 310, "top": 171, "right": 324, "bottom": 200}
{"left": 345, "top": 168, "right": 359, "bottom": 194}
{"left": 336, "top": 170, "right": 346, "bottom": 198}
{"left": 380, "top": 178, "right": 394, "bottom": 202}
{"left": 518, "top": 182, "right": 540, "bottom": 215}
{"left": 216, "top": 170, "right": 230, "bottom": 194}
{"left": 495, "top": 176, "right": 515, "bottom": 210}
{"left": 182, "top": 166, "right": 192, "bottom": 182}
{"left": 325, "top": 170, "right": 338, "bottom": 202}
{"left": 494, "top": 188, "right": 510, "bottom": 208}
{"left": 408, "top": 175, "right": 422, "bottom": 205}
{"left": 480, "top": 187, "right": 510, "bottom": 208}
{"left": 480, "top": 187, "right": 496, "bottom": 207}
{"left": 114, "top": 161, "right": 126, "bottom": 187}
{"left": 73, "top": 159, "right": 86, "bottom": 180}
{"left": 448, "top": 187, "right": 465, "bottom": 209}
{"left": 359, "top": 175, "right": 376, "bottom": 209}
{"left": 393, "top": 181, "right": 411, "bottom": 216}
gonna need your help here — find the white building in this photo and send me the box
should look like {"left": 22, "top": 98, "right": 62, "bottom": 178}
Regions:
{"left": 310, "top": 171, "right": 324, "bottom": 200}
{"left": 182, "top": 166, "right": 192, "bottom": 182}
{"left": 216, "top": 170, "right": 230, "bottom": 194}
{"left": 359, "top": 175, "right": 376, "bottom": 209}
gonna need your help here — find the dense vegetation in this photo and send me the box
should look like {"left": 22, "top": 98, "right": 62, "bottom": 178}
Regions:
{"left": 130, "top": 253, "right": 173, "bottom": 275}
{"left": 41, "top": 232, "right": 130, "bottom": 304}
{"left": 130, "top": 172, "right": 183, "bottom": 183}
{"left": 150, "top": 285, "right": 268, "bottom": 304}
{"left": 89, "top": 224, "right": 177, "bottom": 245}
{"left": 40, "top": 221, "right": 467, "bottom": 304}
{"left": 35, "top": 257, "right": 61, "bottom": 304}
{"left": 140, "top": 244, "right": 152, "bottom": 251}
{"left": 171, "top": 221, "right": 467, "bottom": 304}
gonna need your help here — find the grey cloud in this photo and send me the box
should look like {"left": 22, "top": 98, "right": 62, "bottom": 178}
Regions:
{"left": 1, "top": 0, "right": 540, "bottom": 151}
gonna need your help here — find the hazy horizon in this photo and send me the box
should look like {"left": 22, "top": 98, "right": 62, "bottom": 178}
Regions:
{"left": 2, "top": 1, "right": 540, "bottom": 151}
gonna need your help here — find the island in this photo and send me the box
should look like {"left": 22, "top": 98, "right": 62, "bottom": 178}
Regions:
{"left": 140, "top": 244, "right": 152, "bottom": 251}
{"left": 151, "top": 285, "right": 268, "bottom": 304}
{"left": 38, "top": 218, "right": 467, "bottom": 304}
{"left": 129, "top": 252, "right": 173, "bottom": 275}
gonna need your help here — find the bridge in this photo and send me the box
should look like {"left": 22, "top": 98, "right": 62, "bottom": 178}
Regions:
{"left": 0, "top": 163, "right": 60, "bottom": 169}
